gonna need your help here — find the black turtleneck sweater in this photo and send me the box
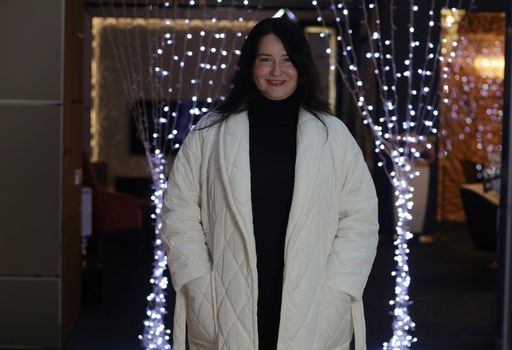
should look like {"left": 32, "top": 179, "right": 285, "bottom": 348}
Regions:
{"left": 248, "top": 92, "right": 299, "bottom": 349}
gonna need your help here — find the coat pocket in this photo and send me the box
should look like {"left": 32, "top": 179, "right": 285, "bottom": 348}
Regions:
{"left": 185, "top": 271, "right": 218, "bottom": 349}
{"left": 313, "top": 279, "right": 353, "bottom": 350}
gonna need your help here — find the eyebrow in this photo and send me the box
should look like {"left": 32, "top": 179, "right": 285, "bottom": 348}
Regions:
{"left": 256, "top": 53, "right": 289, "bottom": 57}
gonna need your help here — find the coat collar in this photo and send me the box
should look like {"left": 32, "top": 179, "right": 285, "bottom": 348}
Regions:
{"left": 218, "top": 108, "right": 326, "bottom": 265}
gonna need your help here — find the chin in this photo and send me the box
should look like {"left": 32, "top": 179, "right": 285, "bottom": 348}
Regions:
{"left": 264, "top": 91, "right": 293, "bottom": 100}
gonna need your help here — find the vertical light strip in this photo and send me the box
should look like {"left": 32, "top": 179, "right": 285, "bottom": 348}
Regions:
{"left": 92, "top": 2, "right": 260, "bottom": 349}
{"left": 311, "top": 1, "right": 474, "bottom": 348}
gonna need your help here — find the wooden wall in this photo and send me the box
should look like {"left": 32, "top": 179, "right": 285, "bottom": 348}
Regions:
{"left": 438, "top": 12, "right": 504, "bottom": 221}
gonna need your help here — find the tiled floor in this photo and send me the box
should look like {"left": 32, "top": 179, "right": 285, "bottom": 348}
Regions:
{"left": 63, "top": 222, "right": 496, "bottom": 350}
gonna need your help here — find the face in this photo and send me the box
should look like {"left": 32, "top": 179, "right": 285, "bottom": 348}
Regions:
{"left": 253, "top": 34, "right": 298, "bottom": 100}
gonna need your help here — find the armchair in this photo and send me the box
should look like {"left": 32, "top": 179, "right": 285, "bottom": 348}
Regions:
{"left": 460, "top": 184, "right": 498, "bottom": 252}
{"left": 82, "top": 152, "right": 142, "bottom": 233}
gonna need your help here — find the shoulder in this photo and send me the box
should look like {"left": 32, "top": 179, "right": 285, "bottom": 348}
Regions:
{"left": 306, "top": 111, "right": 355, "bottom": 142}
{"left": 180, "top": 110, "right": 248, "bottom": 151}
{"left": 181, "top": 112, "right": 223, "bottom": 145}
{"left": 300, "top": 109, "right": 348, "bottom": 132}
{"left": 322, "top": 113, "right": 352, "bottom": 137}
{"left": 192, "top": 112, "right": 223, "bottom": 132}
{"left": 299, "top": 109, "right": 355, "bottom": 143}
{"left": 317, "top": 113, "right": 363, "bottom": 157}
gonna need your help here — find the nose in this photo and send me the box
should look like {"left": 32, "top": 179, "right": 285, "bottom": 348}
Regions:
{"left": 270, "top": 62, "right": 282, "bottom": 76}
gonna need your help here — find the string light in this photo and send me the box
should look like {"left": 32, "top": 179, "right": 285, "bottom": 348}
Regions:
{"left": 140, "top": 5, "right": 258, "bottom": 350}
{"left": 95, "top": 1, "right": 261, "bottom": 348}
{"left": 312, "top": 1, "right": 474, "bottom": 348}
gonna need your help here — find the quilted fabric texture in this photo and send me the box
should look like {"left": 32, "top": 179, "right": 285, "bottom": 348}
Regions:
{"left": 185, "top": 272, "right": 217, "bottom": 348}
{"left": 162, "top": 109, "right": 379, "bottom": 350}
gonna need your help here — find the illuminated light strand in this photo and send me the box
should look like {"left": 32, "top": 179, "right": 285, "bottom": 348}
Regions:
{"left": 136, "top": 1, "right": 263, "bottom": 349}
{"left": 188, "top": 0, "right": 247, "bottom": 130}
{"left": 140, "top": 2, "right": 258, "bottom": 349}
{"left": 210, "top": 1, "right": 254, "bottom": 105}
{"left": 93, "top": 11, "right": 173, "bottom": 350}
{"left": 96, "top": 1, "right": 261, "bottom": 349}
{"left": 312, "top": 1, "right": 475, "bottom": 348}
{"left": 138, "top": 153, "right": 172, "bottom": 349}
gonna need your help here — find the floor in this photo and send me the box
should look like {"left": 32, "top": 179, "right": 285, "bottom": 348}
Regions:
{"left": 364, "top": 222, "right": 496, "bottom": 350}
{"left": 63, "top": 222, "right": 497, "bottom": 350}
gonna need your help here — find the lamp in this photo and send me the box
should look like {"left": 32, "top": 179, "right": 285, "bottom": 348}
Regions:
{"left": 473, "top": 55, "right": 505, "bottom": 79}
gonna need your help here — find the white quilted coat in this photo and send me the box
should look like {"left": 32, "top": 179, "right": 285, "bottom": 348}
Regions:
{"left": 162, "top": 109, "right": 379, "bottom": 350}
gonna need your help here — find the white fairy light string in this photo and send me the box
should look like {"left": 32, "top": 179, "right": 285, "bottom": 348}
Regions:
{"left": 141, "top": 3, "right": 257, "bottom": 349}
{"left": 312, "top": 1, "right": 474, "bottom": 348}
{"left": 94, "top": 1, "right": 260, "bottom": 349}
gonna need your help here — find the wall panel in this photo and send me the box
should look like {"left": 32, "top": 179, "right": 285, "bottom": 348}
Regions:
{"left": 0, "top": 105, "right": 61, "bottom": 276}
{"left": 0, "top": 278, "right": 60, "bottom": 347}
{"left": 0, "top": 0, "right": 63, "bottom": 101}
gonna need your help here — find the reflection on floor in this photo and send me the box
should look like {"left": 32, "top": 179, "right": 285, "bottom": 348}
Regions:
{"left": 63, "top": 222, "right": 496, "bottom": 350}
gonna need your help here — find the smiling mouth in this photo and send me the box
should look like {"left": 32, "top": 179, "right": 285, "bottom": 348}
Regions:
{"left": 266, "top": 79, "right": 286, "bottom": 86}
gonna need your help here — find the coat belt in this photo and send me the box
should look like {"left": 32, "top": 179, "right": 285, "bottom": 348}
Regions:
{"left": 173, "top": 288, "right": 187, "bottom": 350}
{"left": 351, "top": 300, "right": 367, "bottom": 350}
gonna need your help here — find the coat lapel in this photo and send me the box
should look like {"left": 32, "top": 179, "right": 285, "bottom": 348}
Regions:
{"left": 218, "top": 111, "right": 256, "bottom": 263}
{"left": 284, "top": 109, "right": 325, "bottom": 255}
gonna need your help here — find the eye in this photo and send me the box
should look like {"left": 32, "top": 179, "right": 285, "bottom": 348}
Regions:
{"left": 259, "top": 57, "right": 271, "bottom": 62}
{"left": 282, "top": 56, "right": 292, "bottom": 63}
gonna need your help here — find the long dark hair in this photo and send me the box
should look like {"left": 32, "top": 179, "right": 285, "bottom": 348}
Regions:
{"left": 206, "top": 17, "right": 331, "bottom": 125}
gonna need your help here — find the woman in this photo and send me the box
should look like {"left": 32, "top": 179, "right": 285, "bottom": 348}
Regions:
{"left": 163, "top": 17, "right": 378, "bottom": 350}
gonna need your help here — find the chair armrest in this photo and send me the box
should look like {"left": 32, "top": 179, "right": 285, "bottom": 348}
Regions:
{"left": 92, "top": 188, "right": 143, "bottom": 232}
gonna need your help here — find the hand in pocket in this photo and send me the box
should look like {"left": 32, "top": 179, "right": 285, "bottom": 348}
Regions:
{"left": 313, "top": 279, "right": 353, "bottom": 350}
{"left": 185, "top": 272, "right": 217, "bottom": 349}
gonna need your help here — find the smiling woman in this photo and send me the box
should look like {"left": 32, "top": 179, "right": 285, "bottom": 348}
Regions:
{"left": 162, "top": 17, "right": 379, "bottom": 350}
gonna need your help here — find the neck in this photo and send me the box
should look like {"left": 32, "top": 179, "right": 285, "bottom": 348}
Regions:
{"left": 248, "top": 92, "right": 299, "bottom": 115}
{"left": 248, "top": 91, "right": 299, "bottom": 126}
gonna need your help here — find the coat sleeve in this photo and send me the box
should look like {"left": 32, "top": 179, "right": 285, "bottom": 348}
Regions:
{"left": 162, "top": 128, "right": 212, "bottom": 292}
{"left": 327, "top": 130, "right": 379, "bottom": 301}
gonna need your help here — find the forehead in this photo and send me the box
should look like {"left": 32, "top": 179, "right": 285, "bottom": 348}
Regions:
{"left": 256, "top": 34, "right": 288, "bottom": 55}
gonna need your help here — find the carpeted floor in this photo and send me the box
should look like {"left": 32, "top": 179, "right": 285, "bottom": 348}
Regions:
{"left": 63, "top": 222, "right": 496, "bottom": 350}
{"left": 365, "top": 222, "right": 496, "bottom": 350}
